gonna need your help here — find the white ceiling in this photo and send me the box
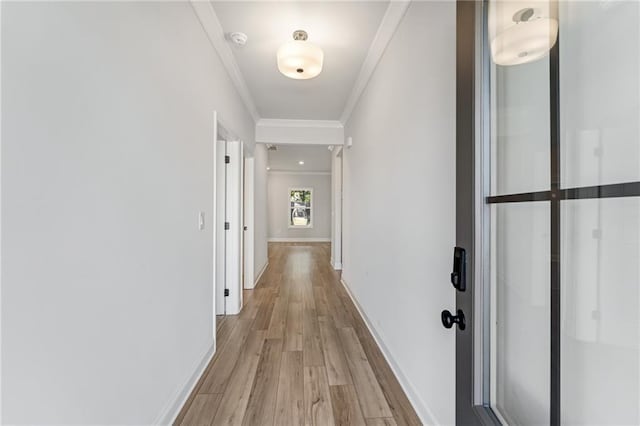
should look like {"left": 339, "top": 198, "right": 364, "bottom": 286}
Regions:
{"left": 267, "top": 144, "right": 332, "bottom": 172}
{"left": 210, "top": 1, "right": 390, "bottom": 120}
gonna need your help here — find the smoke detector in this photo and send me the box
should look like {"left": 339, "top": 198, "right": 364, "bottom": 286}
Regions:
{"left": 228, "top": 32, "right": 248, "bottom": 47}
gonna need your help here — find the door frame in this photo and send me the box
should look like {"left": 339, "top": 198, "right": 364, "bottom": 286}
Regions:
{"left": 455, "top": 1, "right": 506, "bottom": 423}
{"left": 455, "top": 1, "right": 500, "bottom": 424}
{"left": 243, "top": 155, "right": 255, "bottom": 289}
{"left": 211, "top": 111, "right": 227, "bottom": 326}
{"left": 331, "top": 146, "right": 343, "bottom": 270}
{"left": 224, "top": 139, "right": 244, "bottom": 315}
{"left": 456, "top": 1, "right": 552, "bottom": 422}
{"left": 213, "top": 111, "right": 244, "bottom": 323}
{"left": 455, "top": 1, "right": 538, "bottom": 423}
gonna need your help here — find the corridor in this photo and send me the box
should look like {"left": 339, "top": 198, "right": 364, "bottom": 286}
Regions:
{"left": 175, "top": 243, "right": 421, "bottom": 426}
{"left": 7, "top": 1, "right": 636, "bottom": 423}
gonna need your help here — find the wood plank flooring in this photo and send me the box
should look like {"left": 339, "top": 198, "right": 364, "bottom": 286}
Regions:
{"left": 175, "top": 243, "right": 421, "bottom": 426}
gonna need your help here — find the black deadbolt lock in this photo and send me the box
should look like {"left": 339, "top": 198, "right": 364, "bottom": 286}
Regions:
{"left": 451, "top": 247, "right": 466, "bottom": 292}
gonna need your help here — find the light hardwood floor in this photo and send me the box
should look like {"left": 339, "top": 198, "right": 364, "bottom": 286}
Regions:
{"left": 174, "top": 243, "right": 421, "bottom": 426}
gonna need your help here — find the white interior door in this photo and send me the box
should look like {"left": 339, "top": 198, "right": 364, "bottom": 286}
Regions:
{"left": 224, "top": 140, "right": 243, "bottom": 314}
{"left": 215, "top": 139, "right": 227, "bottom": 316}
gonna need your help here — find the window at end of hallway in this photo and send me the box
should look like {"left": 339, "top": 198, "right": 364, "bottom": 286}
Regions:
{"left": 289, "top": 188, "right": 313, "bottom": 228}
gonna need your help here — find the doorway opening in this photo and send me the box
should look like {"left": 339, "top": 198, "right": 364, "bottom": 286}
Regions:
{"left": 214, "top": 112, "right": 245, "bottom": 331}
{"left": 262, "top": 144, "right": 333, "bottom": 245}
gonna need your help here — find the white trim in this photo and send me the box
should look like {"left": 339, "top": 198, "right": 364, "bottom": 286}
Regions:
{"left": 154, "top": 342, "right": 216, "bottom": 426}
{"left": 339, "top": 277, "right": 437, "bottom": 426}
{"left": 0, "top": 2, "right": 3, "bottom": 421}
{"left": 190, "top": 1, "right": 260, "bottom": 122}
{"left": 257, "top": 118, "right": 343, "bottom": 129}
{"left": 0, "top": 2, "right": 3, "bottom": 420}
{"left": 256, "top": 120, "right": 344, "bottom": 146}
{"left": 268, "top": 170, "right": 331, "bottom": 176}
{"left": 254, "top": 261, "right": 269, "bottom": 287}
{"left": 214, "top": 115, "right": 224, "bottom": 318}
{"left": 339, "top": 1, "right": 411, "bottom": 125}
{"left": 330, "top": 152, "right": 343, "bottom": 277}
{"left": 243, "top": 157, "right": 255, "bottom": 290}
{"left": 268, "top": 237, "right": 331, "bottom": 243}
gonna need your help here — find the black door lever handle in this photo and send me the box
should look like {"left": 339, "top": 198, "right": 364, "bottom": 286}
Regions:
{"left": 441, "top": 309, "right": 466, "bottom": 330}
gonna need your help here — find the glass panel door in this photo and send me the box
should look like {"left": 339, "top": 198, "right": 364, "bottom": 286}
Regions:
{"left": 454, "top": 0, "right": 640, "bottom": 424}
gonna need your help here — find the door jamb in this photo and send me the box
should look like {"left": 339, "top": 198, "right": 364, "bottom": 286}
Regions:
{"left": 331, "top": 146, "right": 343, "bottom": 270}
{"left": 212, "top": 112, "right": 244, "bottom": 325}
{"left": 243, "top": 156, "right": 255, "bottom": 289}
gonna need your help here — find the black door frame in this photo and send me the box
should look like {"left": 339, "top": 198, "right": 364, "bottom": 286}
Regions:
{"left": 455, "top": 1, "right": 499, "bottom": 424}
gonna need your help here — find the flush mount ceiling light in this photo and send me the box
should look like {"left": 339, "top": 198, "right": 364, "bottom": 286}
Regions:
{"left": 298, "top": 161, "right": 305, "bottom": 165}
{"left": 277, "top": 30, "right": 323, "bottom": 80}
{"left": 491, "top": 7, "right": 558, "bottom": 66}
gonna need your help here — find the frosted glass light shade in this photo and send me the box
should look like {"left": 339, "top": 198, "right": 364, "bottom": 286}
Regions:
{"left": 277, "top": 40, "right": 323, "bottom": 80}
{"left": 491, "top": 18, "right": 558, "bottom": 66}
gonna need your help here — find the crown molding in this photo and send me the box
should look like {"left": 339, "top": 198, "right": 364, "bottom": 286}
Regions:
{"left": 190, "top": 0, "right": 260, "bottom": 122}
{"left": 339, "top": 0, "right": 411, "bottom": 125}
{"left": 257, "top": 119, "right": 343, "bottom": 129}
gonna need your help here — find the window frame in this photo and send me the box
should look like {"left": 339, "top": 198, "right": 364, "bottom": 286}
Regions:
{"left": 288, "top": 187, "right": 314, "bottom": 229}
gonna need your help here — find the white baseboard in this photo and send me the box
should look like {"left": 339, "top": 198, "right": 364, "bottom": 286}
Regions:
{"left": 332, "top": 262, "right": 342, "bottom": 270}
{"left": 268, "top": 237, "right": 331, "bottom": 243}
{"left": 339, "top": 278, "right": 437, "bottom": 425}
{"left": 254, "top": 261, "right": 268, "bottom": 286}
{"left": 155, "top": 342, "right": 215, "bottom": 425}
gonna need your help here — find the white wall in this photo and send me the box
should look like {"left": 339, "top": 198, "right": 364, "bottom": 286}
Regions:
{"left": 253, "top": 144, "right": 269, "bottom": 281}
{"left": 1, "top": 2, "right": 254, "bottom": 424}
{"left": 342, "top": 2, "right": 456, "bottom": 424}
{"left": 267, "top": 173, "right": 331, "bottom": 241}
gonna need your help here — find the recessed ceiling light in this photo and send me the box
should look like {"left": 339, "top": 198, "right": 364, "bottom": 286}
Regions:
{"left": 267, "top": 167, "right": 271, "bottom": 170}
{"left": 298, "top": 161, "right": 305, "bottom": 165}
